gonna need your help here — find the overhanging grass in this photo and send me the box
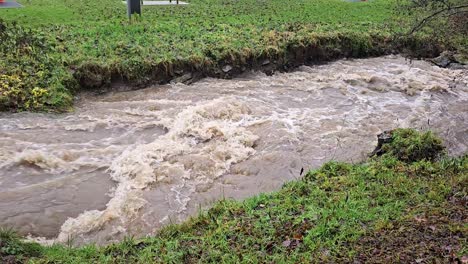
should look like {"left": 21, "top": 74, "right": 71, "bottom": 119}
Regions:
{"left": 0, "top": 0, "right": 457, "bottom": 111}
{"left": 1, "top": 129, "right": 466, "bottom": 263}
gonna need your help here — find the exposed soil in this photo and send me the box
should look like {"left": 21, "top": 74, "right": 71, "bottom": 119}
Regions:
{"left": 80, "top": 35, "right": 445, "bottom": 93}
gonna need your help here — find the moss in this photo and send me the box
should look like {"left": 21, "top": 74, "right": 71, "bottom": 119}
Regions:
{"left": 380, "top": 128, "right": 446, "bottom": 163}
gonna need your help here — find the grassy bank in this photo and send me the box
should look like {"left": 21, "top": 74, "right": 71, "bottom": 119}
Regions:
{"left": 0, "top": 0, "right": 461, "bottom": 111}
{"left": 1, "top": 129, "right": 466, "bottom": 263}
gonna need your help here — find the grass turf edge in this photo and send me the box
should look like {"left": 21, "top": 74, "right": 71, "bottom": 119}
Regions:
{"left": 0, "top": 18, "right": 448, "bottom": 112}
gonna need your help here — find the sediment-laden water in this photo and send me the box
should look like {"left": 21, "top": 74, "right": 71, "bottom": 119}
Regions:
{"left": 0, "top": 56, "right": 467, "bottom": 245}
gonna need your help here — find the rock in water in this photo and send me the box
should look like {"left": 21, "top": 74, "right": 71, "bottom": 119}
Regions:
{"left": 431, "top": 51, "right": 454, "bottom": 68}
{"left": 453, "top": 53, "right": 468, "bottom": 65}
{"left": 370, "top": 130, "right": 393, "bottom": 157}
{"left": 222, "top": 65, "right": 233, "bottom": 73}
{"left": 448, "top": 63, "right": 468, "bottom": 70}
{"left": 430, "top": 51, "right": 468, "bottom": 69}
{"left": 171, "top": 73, "right": 193, "bottom": 84}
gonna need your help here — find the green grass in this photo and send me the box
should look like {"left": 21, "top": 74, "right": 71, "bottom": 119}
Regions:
{"left": 1, "top": 129, "right": 466, "bottom": 263}
{"left": 3, "top": 0, "right": 394, "bottom": 27}
{"left": 1, "top": 0, "right": 456, "bottom": 111}
{"left": 0, "top": 227, "right": 43, "bottom": 261}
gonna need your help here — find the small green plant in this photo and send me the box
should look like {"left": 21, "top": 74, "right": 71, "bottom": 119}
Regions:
{"left": 0, "top": 227, "right": 43, "bottom": 261}
{"left": 0, "top": 227, "right": 18, "bottom": 242}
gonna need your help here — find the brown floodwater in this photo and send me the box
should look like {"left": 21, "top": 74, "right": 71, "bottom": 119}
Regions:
{"left": 0, "top": 55, "right": 467, "bottom": 245}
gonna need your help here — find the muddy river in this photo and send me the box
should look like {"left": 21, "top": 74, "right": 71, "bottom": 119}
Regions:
{"left": 0, "top": 55, "right": 467, "bottom": 245}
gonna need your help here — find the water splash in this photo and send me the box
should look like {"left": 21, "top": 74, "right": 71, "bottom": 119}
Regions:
{"left": 0, "top": 55, "right": 466, "bottom": 245}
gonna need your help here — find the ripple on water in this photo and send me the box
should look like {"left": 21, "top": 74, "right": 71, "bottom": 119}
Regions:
{"left": 0, "top": 55, "right": 466, "bottom": 245}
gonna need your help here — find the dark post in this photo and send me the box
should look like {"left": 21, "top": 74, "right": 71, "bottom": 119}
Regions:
{"left": 127, "top": 0, "right": 141, "bottom": 19}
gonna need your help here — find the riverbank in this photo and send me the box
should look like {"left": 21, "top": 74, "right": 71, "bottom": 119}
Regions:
{"left": 1, "top": 129, "right": 466, "bottom": 263}
{"left": 1, "top": 0, "right": 466, "bottom": 111}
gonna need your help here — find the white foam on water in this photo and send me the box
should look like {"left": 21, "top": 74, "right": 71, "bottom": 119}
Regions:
{"left": 53, "top": 98, "right": 258, "bottom": 242}
{"left": 1, "top": 56, "right": 466, "bottom": 245}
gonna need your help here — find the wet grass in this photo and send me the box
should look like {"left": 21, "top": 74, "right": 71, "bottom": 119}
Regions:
{"left": 0, "top": 0, "right": 458, "bottom": 111}
{"left": 0, "top": 228, "right": 43, "bottom": 263}
{"left": 353, "top": 195, "right": 467, "bottom": 263}
{"left": 1, "top": 129, "right": 466, "bottom": 263}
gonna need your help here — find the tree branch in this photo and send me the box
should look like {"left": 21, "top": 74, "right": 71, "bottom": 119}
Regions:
{"left": 407, "top": 4, "right": 468, "bottom": 35}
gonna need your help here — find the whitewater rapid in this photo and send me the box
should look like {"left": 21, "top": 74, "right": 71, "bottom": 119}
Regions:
{"left": 0, "top": 55, "right": 466, "bottom": 245}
